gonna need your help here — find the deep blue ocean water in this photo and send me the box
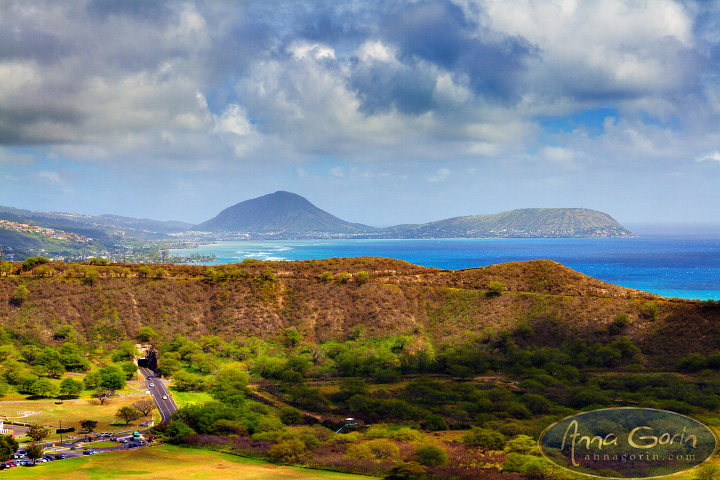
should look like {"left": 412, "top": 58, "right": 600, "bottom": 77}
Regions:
{"left": 170, "top": 235, "right": 720, "bottom": 300}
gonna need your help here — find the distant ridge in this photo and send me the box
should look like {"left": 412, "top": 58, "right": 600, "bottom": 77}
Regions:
{"left": 192, "top": 192, "right": 633, "bottom": 238}
{"left": 388, "top": 208, "right": 633, "bottom": 238}
{"left": 191, "top": 191, "right": 377, "bottom": 234}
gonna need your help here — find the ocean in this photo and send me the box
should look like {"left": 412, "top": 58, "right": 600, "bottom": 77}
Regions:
{"left": 169, "top": 235, "right": 720, "bottom": 300}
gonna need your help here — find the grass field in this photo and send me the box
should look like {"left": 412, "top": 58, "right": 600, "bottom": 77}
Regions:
{"left": 0, "top": 395, "right": 155, "bottom": 442}
{"left": 2, "top": 444, "right": 375, "bottom": 480}
{"left": 168, "top": 389, "right": 213, "bottom": 408}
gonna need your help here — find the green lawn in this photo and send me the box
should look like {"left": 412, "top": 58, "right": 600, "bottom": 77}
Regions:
{"left": 168, "top": 389, "right": 214, "bottom": 408}
{"left": 1, "top": 395, "right": 155, "bottom": 442}
{"left": 3, "top": 444, "right": 375, "bottom": 480}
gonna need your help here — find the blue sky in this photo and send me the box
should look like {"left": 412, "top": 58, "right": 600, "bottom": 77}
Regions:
{"left": 2, "top": 0, "right": 720, "bottom": 227}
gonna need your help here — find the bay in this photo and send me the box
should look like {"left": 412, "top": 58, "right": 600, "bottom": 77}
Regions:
{"left": 170, "top": 235, "right": 720, "bottom": 300}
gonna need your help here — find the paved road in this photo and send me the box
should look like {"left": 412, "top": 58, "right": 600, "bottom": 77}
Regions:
{"left": 138, "top": 367, "right": 177, "bottom": 423}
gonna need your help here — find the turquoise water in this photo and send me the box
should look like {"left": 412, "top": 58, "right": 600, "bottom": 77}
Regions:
{"left": 170, "top": 236, "right": 720, "bottom": 300}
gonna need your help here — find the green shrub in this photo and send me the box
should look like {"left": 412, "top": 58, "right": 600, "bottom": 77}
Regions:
{"left": 254, "top": 416, "right": 284, "bottom": 434}
{"left": 487, "top": 281, "right": 506, "bottom": 296}
{"left": 366, "top": 438, "right": 400, "bottom": 459}
{"left": 504, "top": 434, "right": 537, "bottom": 454}
{"left": 11, "top": 284, "right": 30, "bottom": 305}
{"left": 345, "top": 443, "right": 372, "bottom": 459}
{"left": 413, "top": 444, "right": 448, "bottom": 466}
{"left": 392, "top": 427, "right": 423, "bottom": 442}
{"left": 462, "top": 427, "right": 506, "bottom": 450}
{"left": 269, "top": 438, "right": 307, "bottom": 463}
{"left": 355, "top": 271, "right": 370, "bottom": 285}
{"left": 365, "top": 424, "right": 392, "bottom": 439}
{"left": 384, "top": 462, "right": 427, "bottom": 480}
{"left": 694, "top": 463, "right": 720, "bottom": 480}
{"left": 422, "top": 414, "right": 448, "bottom": 431}
{"left": 279, "top": 406, "right": 304, "bottom": 425}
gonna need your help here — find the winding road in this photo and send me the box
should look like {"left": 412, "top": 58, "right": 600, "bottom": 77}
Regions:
{"left": 138, "top": 367, "right": 178, "bottom": 423}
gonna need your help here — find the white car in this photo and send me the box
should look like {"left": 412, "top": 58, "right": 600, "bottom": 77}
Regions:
{"left": 162, "top": 395, "right": 168, "bottom": 400}
{"left": 149, "top": 383, "right": 155, "bottom": 387}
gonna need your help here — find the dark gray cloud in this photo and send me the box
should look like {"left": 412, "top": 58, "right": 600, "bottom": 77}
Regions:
{"left": 86, "top": 0, "right": 173, "bottom": 22}
{"left": 349, "top": 58, "right": 437, "bottom": 115}
{"left": 381, "top": 1, "right": 535, "bottom": 101}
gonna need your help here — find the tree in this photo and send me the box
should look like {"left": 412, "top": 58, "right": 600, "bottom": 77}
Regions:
{"left": 11, "top": 284, "right": 30, "bottom": 305}
{"left": 413, "top": 444, "right": 448, "bottom": 467}
{"left": 46, "top": 359, "right": 66, "bottom": 378}
{"left": 26, "top": 424, "right": 51, "bottom": 442}
{"left": 81, "top": 419, "right": 98, "bottom": 433}
{"left": 29, "top": 378, "right": 58, "bottom": 398}
{"left": 0, "top": 262, "right": 15, "bottom": 277}
{"left": 83, "top": 371, "right": 102, "bottom": 389}
{"left": 0, "top": 435, "right": 18, "bottom": 462}
{"left": 92, "top": 387, "right": 115, "bottom": 405}
{"left": 137, "top": 326, "right": 158, "bottom": 343}
{"left": 157, "top": 355, "right": 181, "bottom": 377}
{"left": 120, "top": 361, "right": 138, "bottom": 379}
{"left": 384, "top": 462, "right": 427, "bottom": 480}
{"left": 99, "top": 368, "right": 126, "bottom": 390}
{"left": 22, "top": 256, "right": 48, "bottom": 271}
{"left": 26, "top": 442, "right": 44, "bottom": 464}
{"left": 132, "top": 397, "right": 155, "bottom": 416}
{"left": 116, "top": 406, "right": 141, "bottom": 425}
{"left": 210, "top": 365, "right": 249, "bottom": 404}
{"left": 462, "top": 427, "right": 507, "bottom": 451}
{"left": 81, "top": 266, "right": 99, "bottom": 285}
{"left": 269, "top": 438, "right": 308, "bottom": 463}
{"left": 504, "top": 435, "right": 537, "bottom": 455}
{"left": 166, "top": 420, "right": 195, "bottom": 443}
{"left": 279, "top": 406, "right": 304, "bottom": 425}
{"left": 366, "top": 438, "right": 400, "bottom": 459}
{"left": 59, "top": 377, "right": 84, "bottom": 398}
{"left": 355, "top": 271, "right": 370, "bottom": 285}
{"left": 421, "top": 414, "right": 447, "bottom": 431}
{"left": 487, "top": 281, "right": 506, "bottom": 296}
{"left": 173, "top": 371, "right": 209, "bottom": 392}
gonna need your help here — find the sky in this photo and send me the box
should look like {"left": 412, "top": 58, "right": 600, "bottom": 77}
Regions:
{"left": 2, "top": 0, "right": 720, "bottom": 228}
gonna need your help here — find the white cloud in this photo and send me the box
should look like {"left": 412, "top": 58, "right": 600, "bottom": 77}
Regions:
{"left": 330, "top": 166, "right": 344, "bottom": 177}
{"left": 214, "top": 104, "right": 261, "bottom": 156}
{"left": 696, "top": 151, "right": 720, "bottom": 163}
{"left": 355, "top": 40, "right": 396, "bottom": 63}
{"left": 0, "top": 147, "right": 35, "bottom": 165}
{"left": 289, "top": 41, "right": 336, "bottom": 60}
{"left": 38, "top": 171, "right": 62, "bottom": 184}
{"left": 427, "top": 167, "right": 450, "bottom": 182}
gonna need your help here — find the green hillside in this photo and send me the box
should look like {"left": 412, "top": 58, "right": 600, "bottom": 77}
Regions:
{"left": 192, "top": 191, "right": 377, "bottom": 234}
{"left": 388, "top": 208, "right": 633, "bottom": 238}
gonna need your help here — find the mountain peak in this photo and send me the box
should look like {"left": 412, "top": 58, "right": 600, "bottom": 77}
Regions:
{"left": 191, "top": 192, "right": 373, "bottom": 233}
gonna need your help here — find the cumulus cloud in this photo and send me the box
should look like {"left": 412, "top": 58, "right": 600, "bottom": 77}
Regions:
{"left": 0, "top": 0, "right": 719, "bottom": 183}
